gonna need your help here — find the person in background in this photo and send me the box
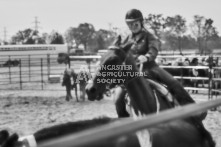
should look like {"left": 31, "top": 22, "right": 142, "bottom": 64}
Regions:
{"left": 57, "top": 53, "right": 78, "bottom": 101}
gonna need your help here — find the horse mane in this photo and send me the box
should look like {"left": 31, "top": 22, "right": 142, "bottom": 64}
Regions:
{"left": 34, "top": 116, "right": 115, "bottom": 142}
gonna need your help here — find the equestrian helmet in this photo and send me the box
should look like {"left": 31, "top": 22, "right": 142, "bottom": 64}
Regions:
{"left": 125, "top": 9, "right": 143, "bottom": 22}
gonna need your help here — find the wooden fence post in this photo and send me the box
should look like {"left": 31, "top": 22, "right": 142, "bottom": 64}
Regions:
{"left": 28, "top": 55, "right": 31, "bottom": 82}
{"left": 47, "top": 54, "right": 50, "bottom": 80}
{"left": 41, "top": 58, "right": 44, "bottom": 90}
{"left": 208, "top": 55, "right": 213, "bottom": 101}
{"left": 8, "top": 56, "right": 11, "bottom": 84}
{"left": 19, "top": 59, "right": 22, "bottom": 90}
{"left": 181, "top": 66, "right": 184, "bottom": 86}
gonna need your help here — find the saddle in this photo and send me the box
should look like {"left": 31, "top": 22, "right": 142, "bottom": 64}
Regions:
{"left": 124, "top": 78, "right": 180, "bottom": 115}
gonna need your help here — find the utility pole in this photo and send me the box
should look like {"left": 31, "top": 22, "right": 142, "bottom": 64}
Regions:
{"left": 108, "top": 23, "right": 113, "bottom": 31}
{"left": 3, "top": 27, "right": 7, "bottom": 42}
{"left": 33, "top": 16, "right": 40, "bottom": 32}
{"left": 32, "top": 16, "right": 42, "bottom": 44}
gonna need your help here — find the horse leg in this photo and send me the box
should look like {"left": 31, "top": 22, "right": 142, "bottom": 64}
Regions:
{"left": 192, "top": 82, "right": 194, "bottom": 94}
{"left": 192, "top": 80, "right": 199, "bottom": 94}
{"left": 214, "top": 81, "right": 220, "bottom": 97}
{"left": 62, "top": 73, "right": 73, "bottom": 101}
{"left": 202, "top": 80, "right": 205, "bottom": 88}
{"left": 80, "top": 84, "right": 86, "bottom": 101}
{"left": 79, "top": 84, "right": 84, "bottom": 101}
{"left": 196, "top": 80, "right": 198, "bottom": 94}
{"left": 114, "top": 86, "right": 130, "bottom": 118}
{"left": 74, "top": 85, "right": 79, "bottom": 102}
{"left": 192, "top": 80, "right": 196, "bottom": 94}
{"left": 66, "top": 85, "right": 72, "bottom": 101}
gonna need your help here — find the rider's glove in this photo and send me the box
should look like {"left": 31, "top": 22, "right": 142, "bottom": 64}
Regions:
{"left": 138, "top": 55, "right": 148, "bottom": 63}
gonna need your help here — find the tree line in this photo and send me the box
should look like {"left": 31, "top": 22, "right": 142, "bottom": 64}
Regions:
{"left": 2, "top": 14, "right": 221, "bottom": 55}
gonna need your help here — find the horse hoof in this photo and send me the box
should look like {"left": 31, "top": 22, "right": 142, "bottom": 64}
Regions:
{"left": 66, "top": 97, "right": 70, "bottom": 101}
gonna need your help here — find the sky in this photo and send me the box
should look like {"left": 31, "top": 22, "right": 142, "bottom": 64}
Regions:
{"left": 0, "top": 0, "right": 221, "bottom": 41}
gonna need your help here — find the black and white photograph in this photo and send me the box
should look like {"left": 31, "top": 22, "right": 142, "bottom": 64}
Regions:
{"left": 0, "top": 0, "right": 221, "bottom": 147}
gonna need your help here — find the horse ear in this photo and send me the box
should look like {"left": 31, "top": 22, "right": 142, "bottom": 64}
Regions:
{"left": 108, "top": 35, "right": 122, "bottom": 50}
{"left": 113, "top": 35, "right": 122, "bottom": 46}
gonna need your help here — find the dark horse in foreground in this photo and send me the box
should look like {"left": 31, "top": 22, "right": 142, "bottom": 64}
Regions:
{"left": 85, "top": 44, "right": 215, "bottom": 147}
{"left": 0, "top": 46, "right": 215, "bottom": 147}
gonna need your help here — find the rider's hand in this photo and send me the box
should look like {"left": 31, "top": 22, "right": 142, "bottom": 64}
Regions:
{"left": 138, "top": 55, "right": 148, "bottom": 63}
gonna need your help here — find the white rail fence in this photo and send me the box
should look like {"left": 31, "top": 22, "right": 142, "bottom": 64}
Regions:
{"left": 69, "top": 55, "right": 221, "bottom": 99}
{"left": 1, "top": 54, "right": 220, "bottom": 95}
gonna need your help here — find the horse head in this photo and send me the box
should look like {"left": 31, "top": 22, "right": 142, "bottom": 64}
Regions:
{"left": 86, "top": 41, "right": 133, "bottom": 101}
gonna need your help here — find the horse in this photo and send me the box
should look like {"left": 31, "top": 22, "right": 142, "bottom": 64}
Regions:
{"left": 85, "top": 44, "right": 215, "bottom": 147}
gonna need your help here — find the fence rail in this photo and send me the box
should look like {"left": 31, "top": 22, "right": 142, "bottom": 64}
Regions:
{"left": 69, "top": 55, "right": 221, "bottom": 98}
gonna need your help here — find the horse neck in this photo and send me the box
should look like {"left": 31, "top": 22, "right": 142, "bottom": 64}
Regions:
{"left": 122, "top": 53, "right": 157, "bottom": 115}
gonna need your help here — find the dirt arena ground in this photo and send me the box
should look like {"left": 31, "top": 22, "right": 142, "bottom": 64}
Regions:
{"left": 0, "top": 87, "right": 221, "bottom": 146}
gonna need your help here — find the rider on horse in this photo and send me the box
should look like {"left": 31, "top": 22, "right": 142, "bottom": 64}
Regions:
{"left": 114, "top": 9, "right": 207, "bottom": 120}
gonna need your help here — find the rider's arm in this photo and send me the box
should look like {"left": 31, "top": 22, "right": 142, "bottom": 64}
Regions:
{"left": 145, "top": 31, "right": 159, "bottom": 50}
{"left": 144, "top": 31, "right": 159, "bottom": 62}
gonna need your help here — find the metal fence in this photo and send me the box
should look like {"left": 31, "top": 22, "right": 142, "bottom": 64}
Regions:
{"left": 157, "top": 55, "right": 221, "bottom": 99}
{"left": 0, "top": 54, "right": 68, "bottom": 91}
{"left": 0, "top": 54, "right": 221, "bottom": 98}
